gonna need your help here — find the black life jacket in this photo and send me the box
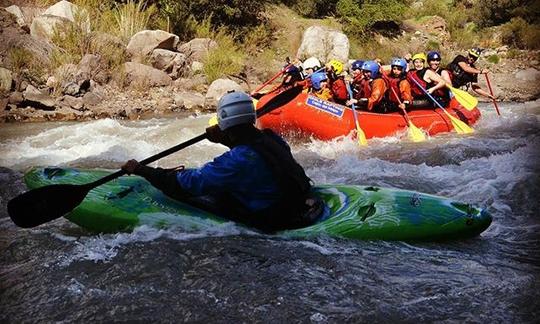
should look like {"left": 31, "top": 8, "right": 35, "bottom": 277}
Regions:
{"left": 248, "top": 129, "right": 312, "bottom": 210}
{"left": 448, "top": 55, "right": 476, "bottom": 87}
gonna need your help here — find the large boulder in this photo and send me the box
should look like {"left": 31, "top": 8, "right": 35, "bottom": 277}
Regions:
{"left": 5, "top": 5, "right": 44, "bottom": 30}
{"left": 515, "top": 68, "right": 540, "bottom": 81}
{"left": 205, "top": 79, "right": 243, "bottom": 105}
{"left": 126, "top": 30, "right": 180, "bottom": 62}
{"left": 150, "top": 49, "right": 186, "bottom": 78}
{"left": 296, "top": 26, "right": 349, "bottom": 64}
{"left": 30, "top": 0, "right": 90, "bottom": 40}
{"left": 123, "top": 62, "right": 172, "bottom": 87}
{"left": 178, "top": 38, "right": 218, "bottom": 62}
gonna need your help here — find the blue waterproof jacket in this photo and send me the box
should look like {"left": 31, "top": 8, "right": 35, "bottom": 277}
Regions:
{"left": 176, "top": 145, "right": 281, "bottom": 212}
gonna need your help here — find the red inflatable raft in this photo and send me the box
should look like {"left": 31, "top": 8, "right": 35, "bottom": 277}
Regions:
{"left": 256, "top": 92, "right": 481, "bottom": 140}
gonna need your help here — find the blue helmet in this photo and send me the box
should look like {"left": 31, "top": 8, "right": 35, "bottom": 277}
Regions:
{"left": 284, "top": 64, "right": 300, "bottom": 74}
{"left": 390, "top": 57, "right": 407, "bottom": 70}
{"left": 310, "top": 72, "right": 327, "bottom": 90}
{"left": 351, "top": 60, "right": 365, "bottom": 71}
{"left": 427, "top": 51, "right": 441, "bottom": 61}
{"left": 361, "top": 60, "right": 380, "bottom": 78}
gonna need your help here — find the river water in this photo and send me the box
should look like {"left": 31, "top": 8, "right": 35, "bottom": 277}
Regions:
{"left": 1, "top": 101, "right": 539, "bottom": 322}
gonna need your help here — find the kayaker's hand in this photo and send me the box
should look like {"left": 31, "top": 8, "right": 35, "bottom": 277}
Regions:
{"left": 122, "top": 159, "right": 140, "bottom": 175}
{"left": 206, "top": 125, "right": 228, "bottom": 144}
{"left": 346, "top": 99, "right": 357, "bottom": 106}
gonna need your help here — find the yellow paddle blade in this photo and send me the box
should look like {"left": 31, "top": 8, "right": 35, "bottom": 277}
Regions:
{"left": 448, "top": 86, "right": 478, "bottom": 111}
{"left": 208, "top": 115, "right": 218, "bottom": 126}
{"left": 356, "top": 125, "right": 368, "bottom": 146}
{"left": 443, "top": 109, "right": 474, "bottom": 134}
{"left": 407, "top": 121, "right": 427, "bottom": 142}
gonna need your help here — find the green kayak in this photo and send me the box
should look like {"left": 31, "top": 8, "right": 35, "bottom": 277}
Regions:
{"left": 24, "top": 167, "right": 492, "bottom": 241}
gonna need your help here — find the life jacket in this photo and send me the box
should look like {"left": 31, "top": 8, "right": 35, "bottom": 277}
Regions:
{"left": 383, "top": 75, "right": 407, "bottom": 105}
{"left": 408, "top": 69, "right": 428, "bottom": 98}
{"left": 448, "top": 55, "right": 476, "bottom": 88}
{"left": 351, "top": 74, "right": 364, "bottom": 100}
{"left": 329, "top": 77, "right": 348, "bottom": 104}
{"left": 430, "top": 68, "right": 450, "bottom": 99}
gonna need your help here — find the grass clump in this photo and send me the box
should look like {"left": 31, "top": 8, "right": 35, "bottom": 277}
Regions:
{"left": 500, "top": 17, "right": 540, "bottom": 49}
{"left": 203, "top": 29, "right": 245, "bottom": 83}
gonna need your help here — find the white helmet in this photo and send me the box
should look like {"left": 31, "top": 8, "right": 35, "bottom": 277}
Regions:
{"left": 217, "top": 90, "right": 256, "bottom": 130}
{"left": 302, "top": 57, "right": 321, "bottom": 70}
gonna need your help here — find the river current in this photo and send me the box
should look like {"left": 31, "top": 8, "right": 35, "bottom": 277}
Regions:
{"left": 1, "top": 101, "right": 539, "bottom": 322}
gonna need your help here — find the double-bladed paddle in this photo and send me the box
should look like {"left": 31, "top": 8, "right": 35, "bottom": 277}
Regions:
{"left": 8, "top": 86, "right": 303, "bottom": 229}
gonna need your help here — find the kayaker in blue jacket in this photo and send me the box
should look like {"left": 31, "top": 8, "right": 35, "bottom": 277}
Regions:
{"left": 122, "top": 90, "right": 323, "bottom": 232}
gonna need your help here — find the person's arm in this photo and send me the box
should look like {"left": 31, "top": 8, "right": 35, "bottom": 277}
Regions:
{"left": 122, "top": 160, "right": 185, "bottom": 198}
{"left": 457, "top": 61, "right": 489, "bottom": 74}
{"left": 367, "top": 79, "right": 386, "bottom": 111}
{"left": 399, "top": 80, "right": 413, "bottom": 109}
{"left": 424, "top": 70, "right": 447, "bottom": 93}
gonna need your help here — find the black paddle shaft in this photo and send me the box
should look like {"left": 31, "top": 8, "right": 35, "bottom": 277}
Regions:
{"left": 7, "top": 86, "right": 302, "bottom": 228}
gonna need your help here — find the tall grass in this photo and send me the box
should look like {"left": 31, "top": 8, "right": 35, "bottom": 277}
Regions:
{"left": 112, "top": 0, "right": 157, "bottom": 42}
{"left": 203, "top": 28, "right": 245, "bottom": 83}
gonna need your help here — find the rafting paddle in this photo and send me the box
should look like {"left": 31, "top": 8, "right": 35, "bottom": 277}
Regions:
{"left": 8, "top": 86, "right": 303, "bottom": 229}
{"left": 345, "top": 82, "right": 368, "bottom": 146}
{"left": 380, "top": 74, "right": 426, "bottom": 142}
{"left": 446, "top": 85, "right": 478, "bottom": 111}
{"left": 409, "top": 77, "right": 474, "bottom": 134}
{"left": 484, "top": 74, "right": 501, "bottom": 116}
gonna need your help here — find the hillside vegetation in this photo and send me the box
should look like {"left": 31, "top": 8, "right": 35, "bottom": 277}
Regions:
{"left": 17, "top": 0, "right": 540, "bottom": 82}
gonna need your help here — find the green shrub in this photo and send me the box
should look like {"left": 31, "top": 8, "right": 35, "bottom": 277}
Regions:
{"left": 501, "top": 17, "right": 540, "bottom": 49}
{"left": 155, "top": 0, "right": 272, "bottom": 41}
{"left": 473, "top": 0, "right": 540, "bottom": 27}
{"left": 336, "top": 0, "right": 407, "bottom": 36}
{"left": 203, "top": 29, "right": 245, "bottom": 83}
{"left": 487, "top": 54, "right": 500, "bottom": 64}
{"left": 426, "top": 40, "right": 440, "bottom": 51}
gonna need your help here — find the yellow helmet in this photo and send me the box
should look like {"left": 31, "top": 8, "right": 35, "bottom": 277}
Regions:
{"left": 468, "top": 47, "right": 483, "bottom": 59}
{"left": 412, "top": 53, "right": 427, "bottom": 62}
{"left": 327, "top": 59, "right": 344, "bottom": 75}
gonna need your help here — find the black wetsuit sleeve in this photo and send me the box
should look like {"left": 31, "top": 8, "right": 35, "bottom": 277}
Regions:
{"left": 134, "top": 165, "right": 189, "bottom": 199}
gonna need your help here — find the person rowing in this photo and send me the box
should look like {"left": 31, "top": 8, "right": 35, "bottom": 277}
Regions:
{"left": 447, "top": 47, "right": 496, "bottom": 100}
{"left": 121, "top": 91, "right": 323, "bottom": 233}
{"left": 407, "top": 52, "right": 448, "bottom": 108}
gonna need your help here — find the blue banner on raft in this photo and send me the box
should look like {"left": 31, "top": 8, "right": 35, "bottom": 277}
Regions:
{"left": 306, "top": 95, "right": 345, "bottom": 118}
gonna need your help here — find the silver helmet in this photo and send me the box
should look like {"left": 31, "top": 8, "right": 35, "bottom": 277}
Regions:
{"left": 217, "top": 90, "right": 256, "bottom": 130}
